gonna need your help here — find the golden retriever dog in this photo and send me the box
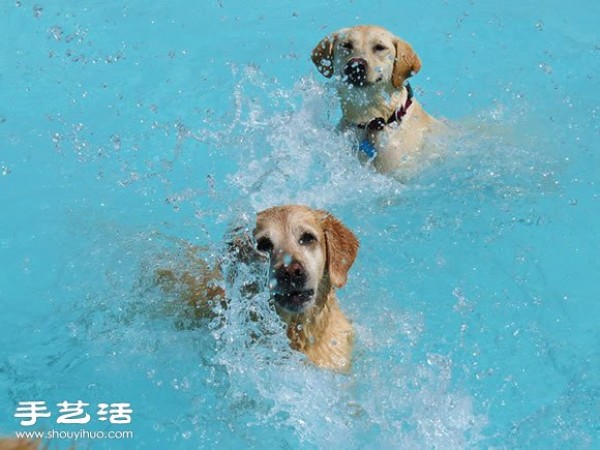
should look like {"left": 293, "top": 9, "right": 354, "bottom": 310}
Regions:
{"left": 157, "top": 205, "right": 359, "bottom": 372}
{"left": 312, "top": 25, "right": 443, "bottom": 175}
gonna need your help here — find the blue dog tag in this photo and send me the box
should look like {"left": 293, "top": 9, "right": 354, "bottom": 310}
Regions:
{"left": 359, "top": 140, "right": 377, "bottom": 158}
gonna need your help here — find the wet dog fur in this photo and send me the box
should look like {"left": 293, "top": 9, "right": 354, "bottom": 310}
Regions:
{"left": 0, "top": 439, "right": 42, "bottom": 450}
{"left": 156, "top": 205, "right": 359, "bottom": 372}
{"left": 312, "top": 25, "right": 444, "bottom": 175}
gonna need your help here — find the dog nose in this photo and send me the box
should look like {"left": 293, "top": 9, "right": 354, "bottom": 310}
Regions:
{"left": 344, "top": 57, "right": 368, "bottom": 86}
{"left": 274, "top": 261, "right": 306, "bottom": 290}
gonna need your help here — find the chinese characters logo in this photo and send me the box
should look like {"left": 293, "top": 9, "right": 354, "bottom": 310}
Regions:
{"left": 14, "top": 401, "right": 132, "bottom": 426}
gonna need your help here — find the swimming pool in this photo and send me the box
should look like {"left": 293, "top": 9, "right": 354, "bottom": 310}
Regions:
{"left": 1, "top": 0, "right": 599, "bottom": 448}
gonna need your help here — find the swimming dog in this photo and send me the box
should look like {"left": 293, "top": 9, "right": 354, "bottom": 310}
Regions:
{"left": 312, "top": 25, "right": 443, "bottom": 175}
{"left": 157, "top": 205, "right": 359, "bottom": 372}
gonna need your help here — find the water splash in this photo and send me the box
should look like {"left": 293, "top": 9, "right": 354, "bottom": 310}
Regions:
{"left": 22, "top": 64, "right": 556, "bottom": 448}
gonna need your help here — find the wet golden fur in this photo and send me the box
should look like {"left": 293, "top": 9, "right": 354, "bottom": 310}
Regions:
{"left": 157, "top": 205, "right": 359, "bottom": 372}
{"left": 0, "top": 439, "right": 42, "bottom": 450}
{"left": 0, "top": 439, "right": 76, "bottom": 450}
{"left": 254, "top": 205, "right": 358, "bottom": 371}
{"left": 312, "top": 25, "right": 444, "bottom": 175}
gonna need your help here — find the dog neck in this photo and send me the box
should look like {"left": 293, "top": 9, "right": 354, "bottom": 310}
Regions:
{"left": 338, "top": 82, "right": 412, "bottom": 126}
{"left": 278, "top": 289, "right": 353, "bottom": 372}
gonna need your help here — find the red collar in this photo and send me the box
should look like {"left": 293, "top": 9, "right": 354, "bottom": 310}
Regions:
{"left": 356, "top": 83, "right": 414, "bottom": 131}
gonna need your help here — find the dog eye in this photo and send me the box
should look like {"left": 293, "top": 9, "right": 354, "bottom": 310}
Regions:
{"left": 373, "top": 44, "right": 387, "bottom": 52}
{"left": 299, "top": 232, "right": 317, "bottom": 245}
{"left": 340, "top": 41, "right": 353, "bottom": 51}
{"left": 256, "top": 237, "right": 273, "bottom": 253}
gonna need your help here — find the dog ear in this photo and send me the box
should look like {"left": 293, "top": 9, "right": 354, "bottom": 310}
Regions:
{"left": 392, "top": 38, "right": 422, "bottom": 88}
{"left": 320, "top": 212, "right": 359, "bottom": 288}
{"left": 311, "top": 34, "right": 336, "bottom": 78}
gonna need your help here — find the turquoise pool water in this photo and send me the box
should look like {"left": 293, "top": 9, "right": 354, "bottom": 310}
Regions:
{"left": 1, "top": 0, "right": 599, "bottom": 448}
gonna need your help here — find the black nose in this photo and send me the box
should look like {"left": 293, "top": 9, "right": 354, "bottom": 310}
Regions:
{"left": 344, "top": 58, "right": 368, "bottom": 86}
{"left": 274, "top": 261, "right": 306, "bottom": 290}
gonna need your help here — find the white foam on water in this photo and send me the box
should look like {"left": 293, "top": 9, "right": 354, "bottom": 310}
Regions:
{"left": 203, "top": 244, "right": 488, "bottom": 447}
{"left": 192, "top": 67, "right": 403, "bottom": 212}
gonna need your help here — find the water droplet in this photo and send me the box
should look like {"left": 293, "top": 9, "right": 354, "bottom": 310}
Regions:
{"left": 48, "top": 26, "right": 63, "bottom": 41}
{"left": 32, "top": 4, "right": 42, "bottom": 18}
{"left": 538, "top": 63, "right": 553, "bottom": 74}
{"left": 111, "top": 134, "right": 121, "bottom": 150}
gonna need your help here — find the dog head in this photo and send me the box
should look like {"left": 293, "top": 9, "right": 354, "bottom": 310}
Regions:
{"left": 253, "top": 205, "right": 359, "bottom": 315}
{"left": 311, "top": 25, "right": 421, "bottom": 89}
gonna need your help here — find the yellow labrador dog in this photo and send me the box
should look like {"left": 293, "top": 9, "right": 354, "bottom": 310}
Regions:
{"left": 157, "top": 205, "right": 359, "bottom": 372}
{"left": 312, "top": 25, "right": 442, "bottom": 175}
